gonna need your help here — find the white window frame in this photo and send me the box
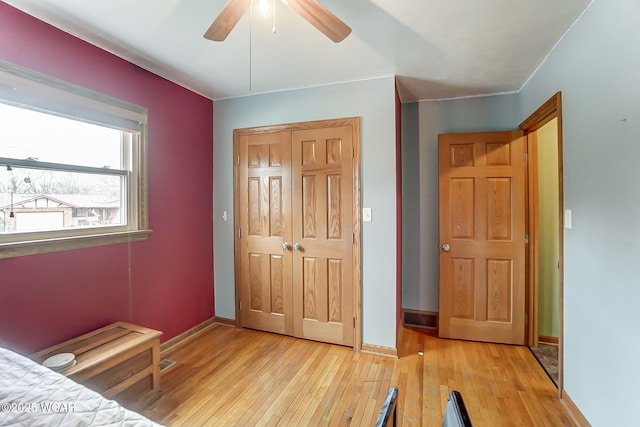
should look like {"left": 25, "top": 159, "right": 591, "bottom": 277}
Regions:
{"left": 0, "top": 60, "right": 150, "bottom": 259}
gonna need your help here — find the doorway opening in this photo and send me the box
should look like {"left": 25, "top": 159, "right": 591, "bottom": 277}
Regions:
{"left": 520, "top": 92, "right": 564, "bottom": 391}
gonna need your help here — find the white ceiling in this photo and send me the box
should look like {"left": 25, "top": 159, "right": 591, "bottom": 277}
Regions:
{"left": 3, "top": 0, "right": 592, "bottom": 102}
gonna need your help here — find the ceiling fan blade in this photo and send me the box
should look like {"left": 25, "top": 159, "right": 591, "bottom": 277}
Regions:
{"left": 287, "top": 0, "right": 351, "bottom": 43}
{"left": 204, "top": 0, "right": 251, "bottom": 41}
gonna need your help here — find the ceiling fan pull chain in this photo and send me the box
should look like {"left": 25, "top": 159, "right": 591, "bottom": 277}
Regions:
{"left": 273, "top": 0, "right": 276, "bottom": 34}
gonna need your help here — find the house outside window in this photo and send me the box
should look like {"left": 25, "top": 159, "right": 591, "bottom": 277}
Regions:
{"left": 0, "top": 61, "right": 150, "bottom": 259}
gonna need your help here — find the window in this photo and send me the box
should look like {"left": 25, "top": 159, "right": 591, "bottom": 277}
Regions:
{"left": 0, "top": 60, "right": 150, "bottom": 259}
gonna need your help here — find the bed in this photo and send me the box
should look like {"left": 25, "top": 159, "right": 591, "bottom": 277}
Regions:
{"left": 0, "top": 346, "right": 162, "bottom": 426}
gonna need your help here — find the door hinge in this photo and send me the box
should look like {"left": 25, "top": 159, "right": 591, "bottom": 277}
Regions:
{"left": 239, "top": 300, "right": 243, "bottom": 310}
{"left": 352, "top": 233, "right": 355, "bottom": 244}
{"left": 353, "top": 317, "right": 356, "bottom": 328}
{"left": 237, "top": 155, "right": 240, "bottom": 165}
{"left": 237, "top": 228, "right": 241, "bottom": 238}
{"left": 524, "top": 153, "right": 528, "bottom": 162}
{"left": 351, "top": 146, "right": 354, "bottom": 159}
{"left": 524, "top": 234, "right": 529, "bottom": 244}
{"left": 524, "top": 314, "right": 529, "bottom": 324}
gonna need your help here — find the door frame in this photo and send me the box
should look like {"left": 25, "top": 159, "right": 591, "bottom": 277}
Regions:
{"left": 519, "top": 92, "right": 564, "bottom": 395}
{"left": 232, "top": 117, "right": 362, "bottom": 350}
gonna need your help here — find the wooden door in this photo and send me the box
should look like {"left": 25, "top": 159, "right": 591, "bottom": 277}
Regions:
{"left": 438, "top": 130, "right": 526, "bottom": 345}
{"left": 237, "top": 131, "right": 293, "bottom": 336}
{"left": 291, "top": 126, "right": 354, "bottom": 346}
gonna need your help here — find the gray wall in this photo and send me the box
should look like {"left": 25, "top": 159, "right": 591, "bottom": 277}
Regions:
{"left": 402, "top": 0, "right": 639, "bottom": 424}
{"left": 401, "top": 94, "right": 520, "bottom": 312}
{"left": 214, "top": 1, "right": 640, "bottom": 420}
{"left": 213, "top": 77, "right": 398, "bottom": 348}
{"left": 520, "top": 0, "right": 640, "bottom": 424}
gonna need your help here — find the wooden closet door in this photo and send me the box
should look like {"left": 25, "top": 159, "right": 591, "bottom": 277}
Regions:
{"left": 238, "top": 131, "right": 293, "bottom": 336}
{"left": 291, "top": 126, "right": 354, "bottom": 346}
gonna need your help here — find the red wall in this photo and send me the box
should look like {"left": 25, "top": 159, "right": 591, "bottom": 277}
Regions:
{"left": 0, "top": 3, "right": 214, "bottom": 353}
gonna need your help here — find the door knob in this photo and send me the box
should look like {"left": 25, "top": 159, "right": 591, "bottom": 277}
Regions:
{"left": 441, "top": 243, "right": 450, "bottom": 252}
{"left": 293, "top": 243, "right": 303, "bottom": 251}
{"left": 282, "top": 242, "right": 291, "bottom": 250}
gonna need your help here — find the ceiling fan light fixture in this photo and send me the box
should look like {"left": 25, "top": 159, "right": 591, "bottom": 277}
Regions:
{"left": 204, "top": 0, "right": 351, "bottom": 43}
{"left": 259, "top": 0, "right": 269, "bottom": 18}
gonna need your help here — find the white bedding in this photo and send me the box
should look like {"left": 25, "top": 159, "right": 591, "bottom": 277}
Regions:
{"left": 0, "top": 346, "right": 163, "bottom": 427}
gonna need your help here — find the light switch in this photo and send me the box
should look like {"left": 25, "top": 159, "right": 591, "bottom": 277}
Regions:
{"left": 223, "top": 210, "right": 228, "bottom": 222}
{"left": 363, "top": 208, "right": 372, "bottom": 222}
{"left": 564, "top": 209, "right": 572, "bottom": 229}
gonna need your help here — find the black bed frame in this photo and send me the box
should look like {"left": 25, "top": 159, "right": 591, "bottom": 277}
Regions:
{"left": 374, "top": 387, "right": 473, "bottom": 427}
{"left": 443, "top": 390, "right": 473, "bottom": 427}
{"left": 374, "top": 387, "right": 398, "bottom": 427}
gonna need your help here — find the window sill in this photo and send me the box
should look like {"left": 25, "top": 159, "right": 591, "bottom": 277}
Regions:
{"left": 0, "top": 229, "right": 152, "bottom": 260}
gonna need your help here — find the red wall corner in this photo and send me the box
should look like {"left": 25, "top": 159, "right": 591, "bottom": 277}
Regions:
{"left": 0, "top": 3, "right": 215, "bottom": 353}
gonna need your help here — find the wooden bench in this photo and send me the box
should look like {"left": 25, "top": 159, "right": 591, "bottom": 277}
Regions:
{"left": 31, "top": 322, "right": 162, "bottom": 409}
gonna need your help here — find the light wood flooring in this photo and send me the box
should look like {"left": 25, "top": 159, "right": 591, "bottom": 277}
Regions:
{"left": 135, "top": 324, "right": 574, "bottom": 426}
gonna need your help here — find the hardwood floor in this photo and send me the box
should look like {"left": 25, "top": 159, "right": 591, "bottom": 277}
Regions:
{"left": 135, "top": 324, "right": 574, "bottom": 426}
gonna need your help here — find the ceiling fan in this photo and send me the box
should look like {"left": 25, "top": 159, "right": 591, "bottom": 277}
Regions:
{"left": 204, "top": 0, "right": 351, "bottom": 43}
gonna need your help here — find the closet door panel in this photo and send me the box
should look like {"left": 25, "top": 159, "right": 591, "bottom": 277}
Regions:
{"left": 292, "top": 126, "right": 354, "bottom": 346}
{"left": 238, "top": 131, "right": 293, "bottom": 335}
